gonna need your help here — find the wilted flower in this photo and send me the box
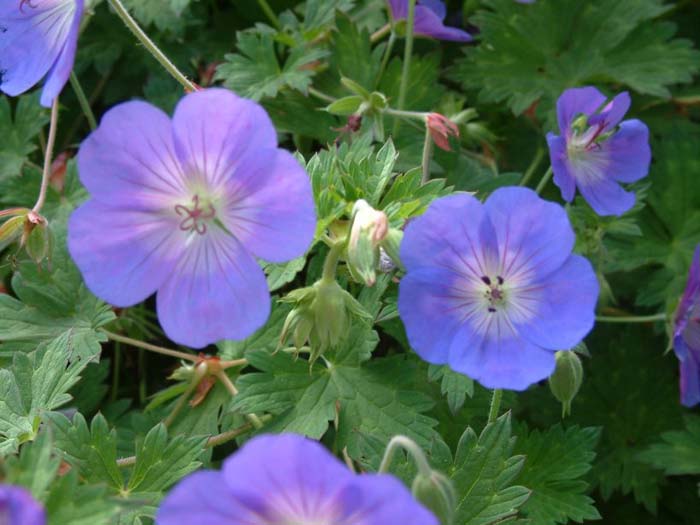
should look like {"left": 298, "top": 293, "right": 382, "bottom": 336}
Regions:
{"left": 398, "top": 187, "right": 599, "bottom": 390}
{"left": 156, "top": 433, "right": 438, "bottom": 525}
{"left": 426, "top": 112, "right": 460, "bottom": 152}
{"left": 68, "top": 89, "right": 316, "bottom": 348}
{"left": 673, "top": 245, "right": 700, "bottom": 407}
{"left": 0, "top": 485, "right": 46, "bottom": 525}
{"left": 0, "top": 0, "right": 84, "bottom": 107}
{"left": 387, "top": 0, "right": 472, "bottom": 42}
{"left": 546, "top": 86, "right": 650, "bottom": 216}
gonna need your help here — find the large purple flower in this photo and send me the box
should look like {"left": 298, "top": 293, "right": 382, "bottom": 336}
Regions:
{"left": 546, "top": 87, "right": 650, "bottom": 217}
{"left": 398, "top": 187, "right": 599, "bottom": 390}
{"left": 68, "top": 88, "right": 316, "bottom": 348}
{"left": 156, "top": 433, "right": 437, "bottom": 525}
{"left": 0, "top": 485, "right": 46, "bottom": 525}
{"left": 387, "top": 0, "right": 472, "bottom": 42}
{"left": 673, "top": 245, "right": 700, "bottom": 407}
{"left": 0, "top": 0, "right": 83, "bottom": 107}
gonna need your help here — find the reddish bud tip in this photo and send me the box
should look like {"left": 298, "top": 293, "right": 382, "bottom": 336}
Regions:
{"left": 426, "top": 113, "right": 460, "bottom": 152}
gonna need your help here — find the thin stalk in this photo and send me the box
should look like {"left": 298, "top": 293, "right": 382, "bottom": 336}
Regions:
{"left": 102, "top": 329, "right": 198, "bottom": 362}
{"left": 379, "top": 435, "right": 432, "bottom": 476}
{"left": 421, "top": 126, "right": 433, "bottom": 184}
{"left": 392, "top": 0, "right": 416, "bottom": 136}
{"left": 107, "top": 0, "right": 196, "bottom": 92}
{"left": 32, "top": 99, "right": 60, "bottom": 214}
{"left": 163, "top": 366, "right": 207, "bottom": 427}
{"left": 376, "top": 31, "right": 396, "bottom": 87}
{"left": 535, "top": 166, "right": 553, "bottom": 195}
{"left": 138, "top": 349, "right": 147, "bottom": 404}
{"left": 255, "top": 0, "right": 281, "bottom": 29}
{"left": 308, "top": 87, "right": 336, "bottom": 103}
{"left": 596, "top": 313, "right": 667, "bottom": 323}
{"left": 111, "top": 341, "right": 121, "bottom": 402}
{"left": 220, "top": 358, "right": 249, "bottom": 370}
{"left": 69, "top": 72, "right": 97, "bottom": 130}
{"left": 215, "top": 371, "right": 265, "bottom": 429}
{"left": 488, "top": 389, "right": 503, "bottom": 424}
{"left": 519, "top": 148, "right": 545, "bottom": 187}
{"left": 321, "top": 241, "right": 346, "bottom": 284}
{"left": 370, "top": 22, "right": 391, "bottom": 43}
{"left": 384, "top": 107, "right": 429, "bottom": 121}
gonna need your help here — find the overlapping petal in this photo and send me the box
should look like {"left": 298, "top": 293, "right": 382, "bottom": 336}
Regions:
{"left": 604, "top": 119, "right": 651, "bottom": 183}
{"left": 156, "top": 230, "right": 270, "bottom": 348}
{"left": 555, "top": 86, "right": 606, "bottom": 134}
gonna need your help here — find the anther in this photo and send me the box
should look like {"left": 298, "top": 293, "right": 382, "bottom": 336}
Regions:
{"left": 481, "top": 276, "right": 491, "bottom": 285}
{"left": 497, "top": 276, "right": 504, "bottom": 285}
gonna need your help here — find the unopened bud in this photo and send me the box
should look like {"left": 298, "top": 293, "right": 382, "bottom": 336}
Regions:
{"left": 23, "top": 213, "right": 52, "bottom": 265}
{"left": 548, "top": 350, "right": 584, "bottom": 417}
{"left": 348, "top": 200, "right": 388, "bottom": 287}
{"left": 412, "top": 470, "right": 456, "bottom": 525}
{"left": 426, "top": 113, "right": 460, "bottom": 152}
{"left": 379, "top": 228, "right": 404, "bottom": 271}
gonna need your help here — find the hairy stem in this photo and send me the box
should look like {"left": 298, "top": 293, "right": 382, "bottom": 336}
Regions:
{"left": 421, "top": 126, "right": 433, "bottom": 184}
{"left": 69, "top": 72, "right": 97, "bottom": 131}
{"left": 32, "top": 99, "right": 59, "bottom": 214}
{"left": 215, "top": 370, "right": 265, "bottom": 429}
{"left": 370, "top": 22, "right": 391, "bottom": 43}
{"left": 102, "top": 329, "right": 198, "bottom": 362}
{"left": 535, "top": 166, "right": 553, "bottom": 195}
{"left": 519, "top": 148, "right": 545, "bottom": 187}
{"left": 379, "top": 435, "right": 432, "bottom": 476}
{"left": 321, "top": 241, "right": 346, "bottom": 284}
{"left": 255, "top": 0, "right": 281, "bottom": 29}
{"left": 392, "top": 0, "right": 416, "bottom": 136}
{"left": 596, "top": 313, "right": 667, "bottom": 323}
{"left": 107, "top": 0, "right": 196, "bottom": 92}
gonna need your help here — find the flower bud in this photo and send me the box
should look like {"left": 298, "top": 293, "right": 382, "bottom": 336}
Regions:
{"left": 412, "top": 470, "right": 457, "bottom": 525}
{"left": 23, "top": 212, "right": 52, "bottom": 265}
{"left": 379, "top": 228, "right": 404, "bottom": 271}
{"left": 548, "top": 350, "right": 584, "bottom": 417}
{"left": 426, "top": 113, "right": 460, "bottom": 152}
{"left": 347, "top": 200, "right": 389, "bottom": 287}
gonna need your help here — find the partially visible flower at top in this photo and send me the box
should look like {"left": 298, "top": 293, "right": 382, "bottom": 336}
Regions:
{"left": 68, "top": 88, "right": 316, "bottom": 348}
{"left": 673, "top": 245, "right": 700, "bottom": 407}
{"left": 426, "top": 112, "right": 460, "bottom": 152}
{"left": 546, "top": 86, "right": 651, "bottom": 217}
{"left": 0, "top": 0, "right": 84, "bottom": 107}
{"left": 0, "top": 485, "right": 46, "bottom": 525}
{"left": 156, "top": 433, "right": 438, "bottom": 525}
{"left": 398, "top": 187, "right": 599, "bottom": 390}
{"left": 387, "top": 0, "right": 472, "bottom": 42}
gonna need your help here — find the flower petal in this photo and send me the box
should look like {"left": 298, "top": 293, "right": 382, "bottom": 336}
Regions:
{"left": 484, "top": 186, "right": 575, "bottom": 282}
{"left": 588, "top": 91, "right": 630, "bottom": 132}
{"left": 40, "top": 0, "right": 83, "bottom": 107}
{"left": 414, "top": 4, "right": 472, "bottom": 42}
{"left": 156, "top": 230, "right": 270, "bottom": 348}
{"left": 0, "top": 485, "right": 46, "bottom": 525}
{"left": 547, "top": 132, "right": 576, "bottom": 202}
{"left": 419, "top": 0, "right": 446, "bottom": 21}
{"left": 401, "top": 193, "right": 498, "bottom": 282}
{"left": 515, "top": 255, "right": 598, "bottom": 350}
{"left": 156, "top": 471, "right": 253, "bottom": 525}
{"left": 680, "top": 354, "right": 700, "bottom": 407}
{"left": 222, "top": 149, "right": 316, "bottom": 263}
{"left": 399, "top": 267, "right": 472, "bottom": 364}
{"left": 68, "top": 200, "right": 182, "bottom": 307}
{"left": 576, "top": 168, "right": 636, "bottom": 216}
{"left": 0, "top": 0, "right": 77, "bottom": 98}
{"left": 78, "top": 101, "right": 188, "bottom": 208}
{"left": 604, "top": 119, "right": 651, "bottom": 183}
{"left": 171, "top": 88, "right": 277, "bottom": 188}
{"left": 448, "top": 322, "right": 556, "bottom": 390}
{"left": 556, "top": 86, "right": 606, "bottom": 133}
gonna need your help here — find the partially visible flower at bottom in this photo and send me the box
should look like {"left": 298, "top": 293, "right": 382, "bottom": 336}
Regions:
{"left": 398, "top": 187, "right": 599, "bottom": 390}
{"left": 155, "top": 433, "right": 438, "bottom": 525}
{"left": 0, "top": 485, "right": 46, "bottom": 525}
{"left": 673, "top": 245, "right": 700, "bottom": 407}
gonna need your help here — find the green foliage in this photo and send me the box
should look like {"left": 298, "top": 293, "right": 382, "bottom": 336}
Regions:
{"left": 454, "top": 0, "right": 700, "bottom": 120}
{"left": 216, "top": 30, "right": 329, "bottom": 100}
{"left": 0, "top": 95, "right": 49, "bottom": 180}
{"left": 428, "top": 364, "right": 475, "bottom": 415}
{"left": 514, "top": 424, "right": 602, "bottom": 524}
{"left": 123, "top": 0, "right": 193, "bottom": 34}
{"left": 639, "top": 416, "right": 700, "bottom": 476}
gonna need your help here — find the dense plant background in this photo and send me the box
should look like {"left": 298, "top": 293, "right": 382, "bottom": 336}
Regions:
{"left": 1, "top": 0, "right": 700, "bottom": 523}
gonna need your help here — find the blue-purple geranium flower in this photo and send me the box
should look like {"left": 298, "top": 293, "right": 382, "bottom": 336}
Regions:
{"left": 398, "top": 187, "right": 599, "bottom": 390}
{"left": 546, "top": 87, "right": 651, "bottom": 217}
{"left": 68, "top": 88, "right": 316, "bottom": 348}
{"left": 673, "top": 245, "right": 700, "bottom": 407}
{"left": 387, "top": 0, "right": 472, "bottom": 42}
{"left": 0, "top": 485, "right": 46, "bottom": 525}
{"left": 156, "top": 433, "right": 437, "bottom": 525}
{"left": 0, "top": 0, "right": 83, "bottom": 107}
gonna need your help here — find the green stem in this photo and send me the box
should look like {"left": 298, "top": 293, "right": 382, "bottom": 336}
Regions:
{"left": 379, "top": 435, "right": 432, "bottom": 476}
{"left": 163, "top": 364, "right": 207, "bottom": 427}
{"left": 321, "top": 241, "right": 346, "bottom": 284}
{"left": 596, "top": 313, "right": 667, "bottom": 323}
{"left": 255, "top": 0, "right": 281, "bottom": 29}
{"left": 519, "top": 148, "right": 544, "bottom": 187}
{"left": 308, "top": 87, "right": 336, "bottom": 103}
{"left": 107, "top": 0, "right": 196, "bottom": 92}
{"left": 32, "top": 99, "right": 59, "bottom": 214}
{"left": 392, "top": 0, "right": 416, "bottom": 136}
{"left": 421, "top": 126, "right": 433, "bottom": 184}
{"left": 138, "top": 348, "right": 147, "bottom": 404}
{"left": 102, "top": 329, "right": 198, "bottom": 362}
{"left": 384, "top": 107, "right": 429, "bottom": 121}
{"left": 69, "top": 72, "right": 97, "bottom": 131}
{"left": 215, "top": 370, "right": 265, "bottom": 429}
{"left": 535, "top": 166, "right": 553, "bottom": 195}
{"left": 370, "top": 22, "right": 392, "bottom": 43}
{"left": 376, "top": 31, "right": 396, "bottom": 88}
{"left": 111, "top": 341, "right": 121, "bottom": 402}
{"left": 488, "top": 389, "right": 503, "bottom": 424}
